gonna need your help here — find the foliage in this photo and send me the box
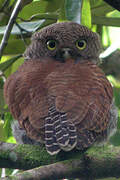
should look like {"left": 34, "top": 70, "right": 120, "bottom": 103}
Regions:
{"left": 0, "top": 0, "right": 120, "bottom": 178}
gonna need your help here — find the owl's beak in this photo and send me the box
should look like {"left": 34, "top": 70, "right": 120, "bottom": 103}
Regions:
{"left": 61, "top": 48, "right": 72, "bottom": 59}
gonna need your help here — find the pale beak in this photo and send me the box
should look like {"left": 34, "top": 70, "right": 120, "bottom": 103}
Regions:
{"left": 61, "top": 48, "right": 71, "bottom": 59}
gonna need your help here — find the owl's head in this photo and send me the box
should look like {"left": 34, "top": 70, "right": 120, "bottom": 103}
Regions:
{"left": 24, "top": 22, "right": 101, "bottom": 64}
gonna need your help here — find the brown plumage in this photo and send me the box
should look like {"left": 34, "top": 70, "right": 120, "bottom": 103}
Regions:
{"left": 4, "top": 22, "right": 117, "bottom": 155}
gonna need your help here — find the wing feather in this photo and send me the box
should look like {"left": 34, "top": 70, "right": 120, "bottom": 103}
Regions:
{"left": 4, "top": 59, "right": 113, "bottom": 153}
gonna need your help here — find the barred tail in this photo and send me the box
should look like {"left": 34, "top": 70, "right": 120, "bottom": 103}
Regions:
{"left": 76, "top": 130, "right": 97, "bottom": 150}
{"left": 45, "top": 105, "right": 77, "bottom": 155}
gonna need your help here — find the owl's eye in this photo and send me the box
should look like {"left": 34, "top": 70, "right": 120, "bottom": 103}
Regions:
{"left": 47, "top": 40, "right": 57, "bottom": 50}
{"left": 76, "top": 40, "right": 86, "bottom": 50}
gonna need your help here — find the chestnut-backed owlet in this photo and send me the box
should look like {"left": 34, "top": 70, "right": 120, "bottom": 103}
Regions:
{"left": 4, "top": 22, "right": 118, "bottom": 155}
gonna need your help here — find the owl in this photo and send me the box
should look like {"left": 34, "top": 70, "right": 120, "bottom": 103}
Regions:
{"left": 4, "top": 22, "right": 117, "bottom": 155}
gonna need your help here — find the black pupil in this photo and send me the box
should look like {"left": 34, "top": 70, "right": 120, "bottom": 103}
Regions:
{"left": 49, "top": 41, "right": 56, "bottom": 48}
{"left": 78, "top": 41, "right": 84, "bottom": 47}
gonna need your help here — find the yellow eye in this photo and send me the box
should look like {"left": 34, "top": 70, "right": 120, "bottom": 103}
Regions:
{"left": 47, "top": 40, "right": 56, "bottom": 50}
{"left": 76, "top": 40, "right": 86, "bottom": 50}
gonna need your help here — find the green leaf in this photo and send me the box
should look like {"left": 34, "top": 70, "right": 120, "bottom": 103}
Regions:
{"left": 81, "top": 0, "right": 91, "bottom": 28}
{"left": 18, "top": 0, "right": 62, "bottom": 20}
{"left": 92, "top": 17, "right": 120, "bottom": 27}
{"left": 107, "top": 75, "right": 120, "bottom": 88}
{"left": 91, "top": 0, "right": 114, "bottom": 16}
{"left": 0, "top": 78, "right": 4, "bottom": 89}
{"left": 6, "top": 136, "right": 16, "bottom": 143}
{"left": 33, "top": 0, "right": 42, "bottom": 1}
{"left": 58, "top": 0, "right": 67, "bottom": 22}
{"left": 0, "top": 89, "right": 6, "bottom": 114}
{"left": 109, "top": 130, "right": 120, "bottom": 146}
{"left": 65, "top": 0, "right": 82, "bottom": 24}
{"left": 3, "top": 112, "right": 13, "bottom": 138}
{"left": 113, "top": 87, "right": 120, "bottom": 108}
{"left": 0, "top": 119, "right": 7, "bottom": 141}
{"left": 0, "top": 20, "right": 46, "bottom": 35}
{"left": 0, "top": 55, "right": 22, "bottom": 72}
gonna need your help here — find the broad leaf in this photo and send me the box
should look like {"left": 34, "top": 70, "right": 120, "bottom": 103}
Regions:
{"left": 0, "top": 55, "right": 22, "bottom": 72}
{"left": 0, "top": 20, "right": 45, "bottom": 35}
{"left": 81, "top": 0, "right": 91, "bottom": 28}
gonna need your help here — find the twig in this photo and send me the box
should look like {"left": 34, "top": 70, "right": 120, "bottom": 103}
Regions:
{"left": 0, "top": 0, "right": 23, "bottom": 60}
{"left": 15, "top": 22, "right": 30, "bottom": 33}
{"left": 15, "top": 22, "right": 31, "bottom": 47}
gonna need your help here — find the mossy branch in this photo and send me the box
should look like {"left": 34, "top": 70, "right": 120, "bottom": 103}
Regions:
{"left": 1, "top": 142, "right": 120, "bottom": 179}
{"left": 0, "top": 142, "right": 58, "bottom": 170}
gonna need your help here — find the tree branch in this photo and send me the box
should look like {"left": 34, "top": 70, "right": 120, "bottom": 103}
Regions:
{"left": 0, "top": 142, "right": 58, "bottom": 170}
{"left": 1, "top": 159, "right": 85, "bottom": 180}
{"left": 1, "top": 142, "right": 120, "bottom": 179}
